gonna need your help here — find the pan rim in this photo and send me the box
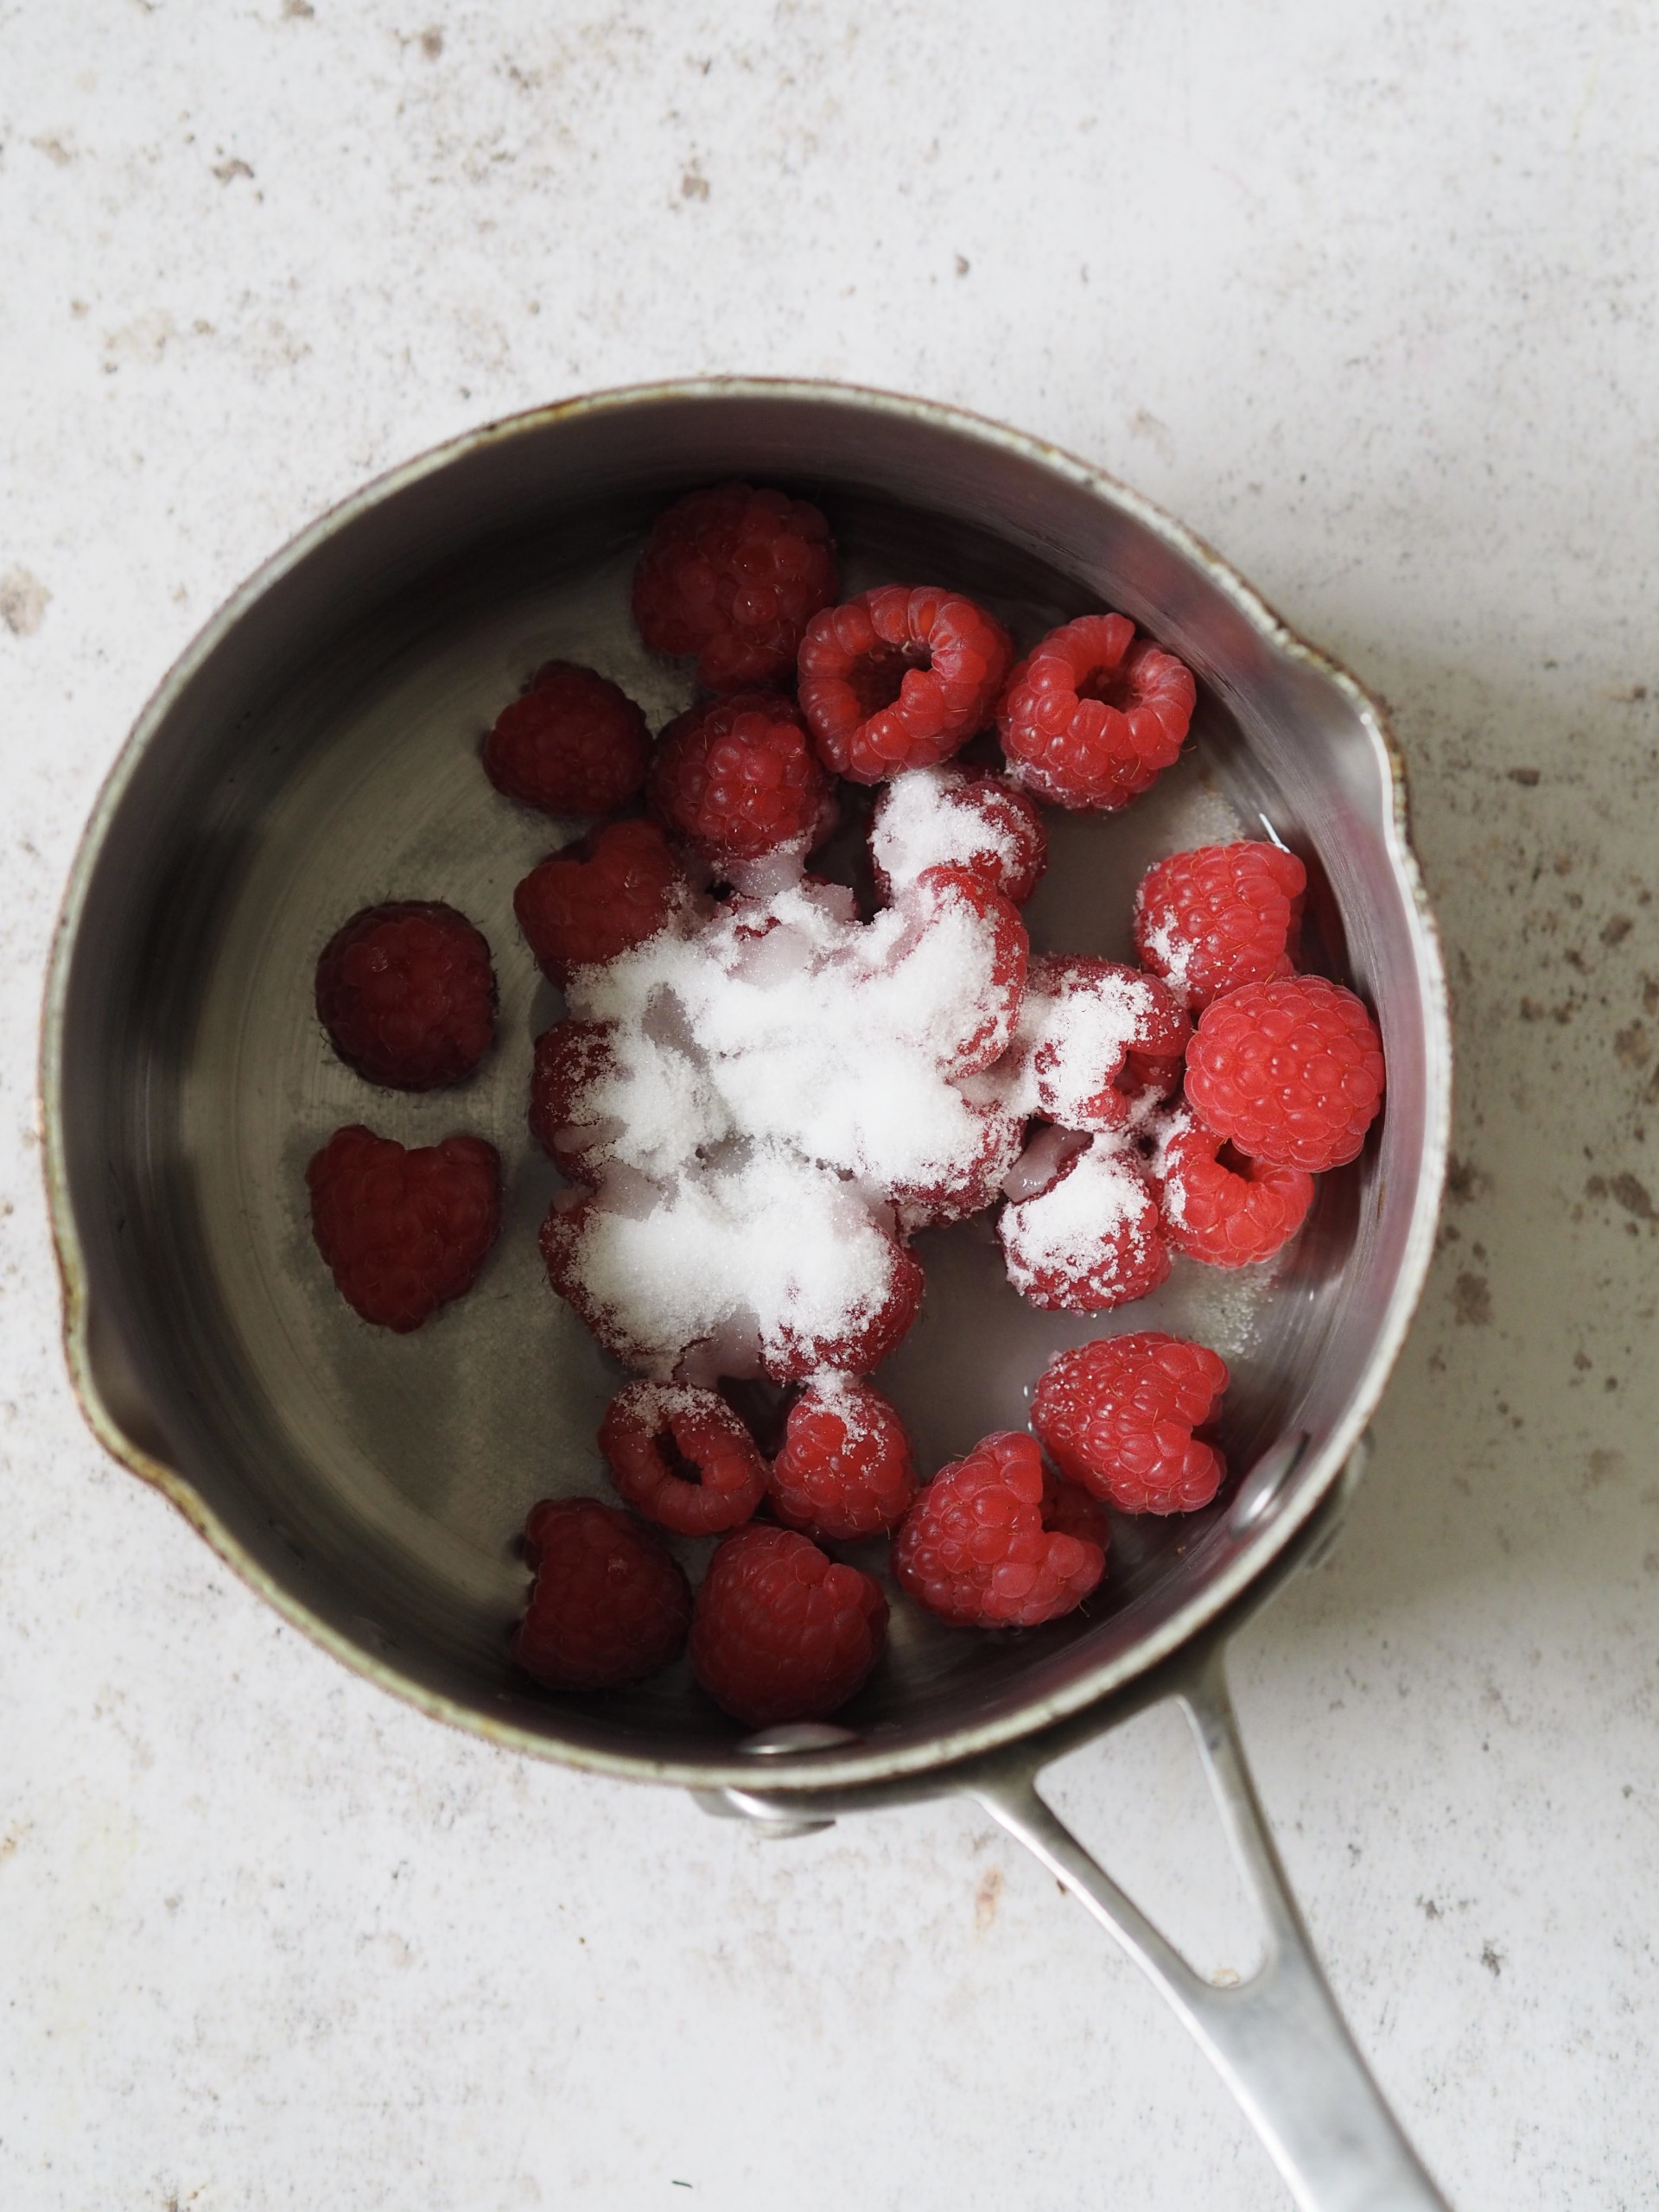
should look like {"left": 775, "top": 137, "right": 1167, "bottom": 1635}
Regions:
{"left": 40, "top": 375, "right": 1452, "bottom": 1796}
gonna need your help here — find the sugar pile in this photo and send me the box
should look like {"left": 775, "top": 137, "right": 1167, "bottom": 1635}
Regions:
{"left": 546, "top": 866, "right": 1026, "bottom": 1381}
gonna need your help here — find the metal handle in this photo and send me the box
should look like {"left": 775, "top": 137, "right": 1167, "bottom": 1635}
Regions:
{"left": 975, "top": 1645, "right": 1450, "bottom": 2212}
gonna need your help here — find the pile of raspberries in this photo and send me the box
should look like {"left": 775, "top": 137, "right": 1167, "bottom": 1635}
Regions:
{"left": 302, "top": 480, "right": 1386, "bottom": 1731}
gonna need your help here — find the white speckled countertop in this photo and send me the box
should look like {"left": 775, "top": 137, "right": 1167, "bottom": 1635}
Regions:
{"left": 3, "top": 4, "right": 1656, "bottom": 2206}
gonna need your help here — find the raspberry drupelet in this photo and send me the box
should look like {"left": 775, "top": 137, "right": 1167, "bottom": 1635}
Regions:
{"left": 482, "top": 660, "right": 652, "bottom": 819}
{"left": 632, "top": 481, "right": 838, "bottom": 690}
{"left": 598, "top": 1381, "right": 769, "bottom": 1536}
{"left": 1133, "top": 841, "right": 1306, "bottom": 1011}
{"left": 997, "top": 613, "right": 1196, "bottom": 810}
{"left": 893, "top": 1430, "right": 1106, "bottom": 1627}
{"left": 511, "top": 1497, "right": 691, "bottom": 1691}
{"left": 315, "top": 901, "right": 496, "bottom": 1090}
{"left": 1032, "top": 1332, "right": 1229, "bottom": 1515}
{"left": 513, "top": 817, "right": 689, "bottom": 986}
{"left": 798, "top": 586, "right": 1015, "bottom": 784}
{"left": 1184, "top": 975, "right": 1386, "bottom": 1173}
{"left": 306, "top": 1124, "right": 501, "bottom": 1332}
{"left": 1154, "top": 1113, "right": 1315, "bottom": 1268}
{"left": 690, "top": 1524, "right": 888, "bottom": 1727}
{"left": 647, "top": 690, "right": 830, "bottom": 867}
{"left": 768, "top": 1377, "right": 919, "bottom": 1541}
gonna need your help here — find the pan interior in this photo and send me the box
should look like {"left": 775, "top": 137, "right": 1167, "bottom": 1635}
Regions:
{"left": 59, "top": 402, "right": 1428, "bottom": 1781}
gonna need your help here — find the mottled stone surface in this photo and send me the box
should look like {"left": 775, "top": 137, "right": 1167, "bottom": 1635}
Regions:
{"left": 2, "top": 3, "right": 1656, "bottom": 2205}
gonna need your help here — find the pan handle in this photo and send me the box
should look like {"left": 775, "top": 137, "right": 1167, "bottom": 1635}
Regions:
{"left": 973, "top": 1644, "right": 1451, "bottom": 2212}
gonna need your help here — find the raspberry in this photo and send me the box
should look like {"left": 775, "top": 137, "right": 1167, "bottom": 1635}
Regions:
{"left": 1000, "top": 953, "right": 1189, "bottom": 1133}
{"left": 869, "top": 766, "right": 1047, "bottom": 906}
{"left": 1185, "top": 975, "right": 1385, "bottom": 1173}
{"left": 765, "top": 1233, "right": 925, "bottom": 1382}
{"left": 1133, "top": 841, "right": 1306, "bottom": 1011}
{"left": 528, "top": 1020, "right": 619, "bottom": 1183}
{"left": 768, "top": 1378, "right": 918, "bottom": 1540}
{"left": 1041, "top": 1466, "right": 1114, "bottom": 1554}
{"left": 510, "top": 1497, "right": 691, "bottom": 1690}
{"left": 997, "top": 613, "right": 1195, "bottom": 810}
{"left": 892, "top": 1430, "right": 1105, "bottom": 1627}
{"left": 1031, "top": 1332, "right": 1229, "bottom": 1515}
{"left": 514, "top": 818, "right": 688, "bottom": 986}
{"left": 1154, "top": 1114, "right": 1314, "bottom": 1267}
{"left": 315, "top": 901, "right": 496, "bottom": 1091}
{"left": 998, "top": 1135, "right": 1169, "bottom": 1311}
{"left": 798, "top": 586, "right": 1015, "bottom": 784}
{"left": 888, "top": 1094, "right": 1026, "bottom": 1232}
{"left": 691, "top": 1524, "right": 888, "bottom": 1728}
{"left": 894, "top": 865, "right": 1029, "bottom": 1077}
{"left": 482, "top": 660, "right": 652, "bottom": 819}
{"left": 632, "top": 481, "right": 838, "bottom": 690}
{"left": 648, "top": 691, "right": 830, "bottom": 865}
{"left": 306, "top": 1124, "right": 501, "bottom": 1332}
{"left": 598, "top": 1381, "right": 768, "bottom": 1536}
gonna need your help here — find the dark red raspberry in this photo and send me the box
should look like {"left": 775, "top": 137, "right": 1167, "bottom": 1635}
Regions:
{"left": 798, "top": 586, "right": 1015, "bottom": 784}
{"left": 632, "top": 481, "right": 838, "bottom": 690}
{"left": 315, "top": 901, "right": 495, "bottom": 1090}
{"left": 887, "top": 1095, "right": 1026, "bottom": 1233}
{"left": 869, "top": 766, "right": 1048, "bottom": 906}
{"left": 598, "top": 1382, "right": 768, "bottom": 1537}
{"left": 690, "top": 1523, "right": 888, "bottom": 1727}
{"left": 306, "top": 1124, "right": 501, "bottom": 1332}
{"left": 1133, "top": 841, "right": 1306, "bottom": 1011}
{"left": 893, "top": 1430, "right": 1105, "bottom": 1627}
{"left": 483, "top": 660, "right": 652, "bottom": 819}
{"left": 1185, "top": 976, "right": 1385, "bottom": 1173}
{"left": 768, "top": 1379, "right": 918, "bottom": 1541}
{"left": 647, "top": 690, "right": 830, "bottom": 865}
{"left": 896, "top": 865, "right": 1030, "bottom": 1077}
{"left": 997, "top": 1135, "right": 1170, "bottom": 1311}
{"left": 1032, "top": 1332, "right": 1229, "bottom": 1515}
{"left": 514, "top": 818, "right": 687, "bottom": 985}
{"left": 997, "top": 613, "right": 1195, "bottom": 810}
{"left": 510, "top": 1497, "right": 691, "bottom": 1690}
{"left": 1041, "top": 1466, "right": 1115, "bottom": 1554}
{"left": 1154, "top": 1116, "right": 1314, "bottom": 1267}
{"left": 1006, "top": 952, "right": 1189, "bottom": 1133}
{"left": 527, "top": 1020, "right": 619, "bottom": 1183}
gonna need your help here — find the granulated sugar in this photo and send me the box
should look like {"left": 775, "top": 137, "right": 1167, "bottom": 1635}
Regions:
{"left": 870, "top": 765, "right": 1030, "bottom": 890}
{"left": 998, "top": 1135, "right": 1162, "bottom": 1303}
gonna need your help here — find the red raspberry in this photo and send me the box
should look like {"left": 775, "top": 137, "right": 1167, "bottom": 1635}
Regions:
{"left": 893, "top": 1430, "right": 1105, "bottom": 1627}
{"left": 647, "top": 690, "right": 830, "bottom": 865}
{"left": 598, "top": 1381, "right": 768, "bottom": 1536}
{"left": 632, "top": 481, "right": 837, "bottom": 690}
{"left": 869, "top": 766, "right": 1047, "bottom": 906}
{"left": 997, "top": 1135, "right": 1170, "bottom": 1311}
{"left": 1133, "top": 841, "right": 1306, "bottom": 1011}
{"left": 528, "top": 1020, "right": 619, "bottom": 1183}
{"left": 893, "top": 865, "right": 1029, "bottom": 1077}
{"left": 510, "top": 1497, "right": 691, "bottom": 1690}
{"left": 691, "top": 1523, "right": 888, "bottom": 1727}
{"left": 1154, "top": 1115, "right": 1314, "bottom": 1267}
{"left": 483, "top": 660, "right": 652, "bottom": 819}
{"left": 514, "top": 818, "right": 687, "bottom": 985}
{"left": 768, "top": 1379, "right": 918, "bottom": 1540}
{"left": 887, "top": 1095, "right": 1026, "bottom": 1232}
{"left": 997, "top": 613, "right": 1195, "bottom": 810}
{"left": 764, "top": 1233, "right": 925, "bottom": 1382}
{"left": 1004, "top": 953, "right": 1189, "bottom": 1133}
{"left": 1032, "top": 1332, "right": 1229, "bottom": 1515}
{"left": 798, "top": 586, "right": 1015, "bottom": 784}
{"left": 306, "top": 1124, "right": 501, "bottom": 1332}
{"left": 1185, "top": 975, "right": 1385, "bottom": 1173}
{"left": 315, "top": 901, "right": 495, "bottom": 1091}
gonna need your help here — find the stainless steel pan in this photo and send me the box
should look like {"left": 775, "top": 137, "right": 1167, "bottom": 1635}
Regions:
{"left": 42, "top": 381, "right": 1452, "bottom": 2211}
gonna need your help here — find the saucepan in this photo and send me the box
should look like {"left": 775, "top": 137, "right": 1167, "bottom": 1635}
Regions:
{"left": 41, "top": 381, "right": 1452, "bottom": 2210}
